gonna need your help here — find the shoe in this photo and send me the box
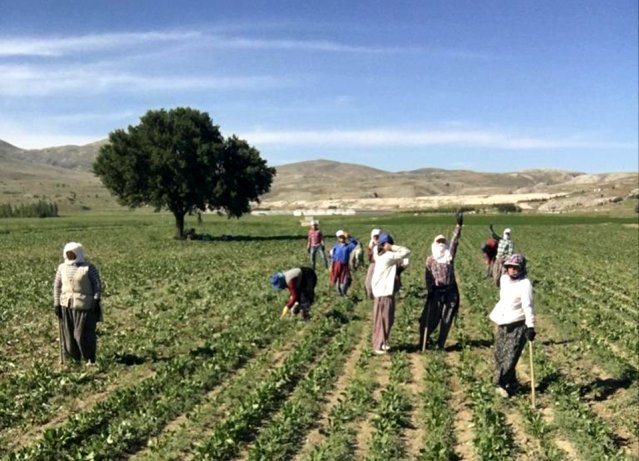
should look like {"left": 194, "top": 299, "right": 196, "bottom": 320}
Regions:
{"left": 373, "top": 349, "right": 386, "bottom": 355}
{"left": 495, "top": 386, "right": 509, "bottom": 398}
{"left": 382, "top": 343, "right": 391, "bottom": 351}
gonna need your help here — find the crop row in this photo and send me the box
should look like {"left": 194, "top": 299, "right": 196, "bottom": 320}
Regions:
{"left": 455, "top": 239, "right": 635, "bottom": 460}
{"left": 416, "top": 349, "right": 456, "bottom": 461}
{"left": 301, "top": 346, "right": 376, "bottom": 461}
{"left": 5, "top": 296, "right": 330, "bottom": 460}
{"left": 193, "top": 303, "right": 355, "bottom": 460}
{"left": 246, "top": 311, "right": 363, "bottom": 460}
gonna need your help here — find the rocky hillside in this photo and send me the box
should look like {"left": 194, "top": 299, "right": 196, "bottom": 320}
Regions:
{"left": 0, "top": 138, "right": 637, "bottom": 214}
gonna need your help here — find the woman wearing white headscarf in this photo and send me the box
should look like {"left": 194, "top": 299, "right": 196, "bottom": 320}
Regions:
{"left": 53, "top": 242, "right": 102, "bottom": 364}
{"left": 364, "top": 228, "right": 381, "bottom": 299}
{"left": 489, "top": 225, "right": 514, "bottom": 287}
{"left": 419, "top": 212, "right": 463, "bottom": 350}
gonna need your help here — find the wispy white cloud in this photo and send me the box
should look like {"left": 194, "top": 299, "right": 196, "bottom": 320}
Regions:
{"left": 0, "top": 31, "right": 203, "bottom": 56}
{"left": 0, "top": 30, "right": 412, "bottom": 57}
{"left": 242, "top": 129, "right": 637, "bottom": 150}
{"left": 0, "top": 64, "right": 288, "bottom": 96}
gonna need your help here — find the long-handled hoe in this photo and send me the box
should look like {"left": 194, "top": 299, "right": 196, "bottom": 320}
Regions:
{"left": 58, "top": 319, "right": 65, "bottom": 365}
{"left": 529, "top": 341, "right": 536, "bottom": 408}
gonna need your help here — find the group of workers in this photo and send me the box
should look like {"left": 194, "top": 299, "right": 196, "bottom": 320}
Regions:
{"left": 52, "top": 215, "right": 534, "bottom": 399}
{"left": 271, "top": 216, "right": 535, "bottom": 398}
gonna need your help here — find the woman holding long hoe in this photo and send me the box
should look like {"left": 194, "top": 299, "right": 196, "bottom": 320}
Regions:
{"left": 489, "top": 253, "right": 536, "bottom": 399}
{"left": 419, "top": 212, "right": 463, "bottom": 351}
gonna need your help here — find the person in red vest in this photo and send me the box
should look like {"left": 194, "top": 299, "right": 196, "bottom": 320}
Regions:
{"left": 481, "top": 238, "right": 498, "bottom": 277}
{"left": 271, "top": 267, "right": 317, "bottom": 320}
{"left": 307, "top": 220, "right": 328, "bottom": 270}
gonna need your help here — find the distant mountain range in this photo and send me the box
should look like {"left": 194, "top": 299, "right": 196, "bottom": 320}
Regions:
{"left": 0, "top": 138, "right": 637, "bottom": 213}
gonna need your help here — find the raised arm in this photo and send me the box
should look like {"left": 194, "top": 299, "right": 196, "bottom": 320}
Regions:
{"left": 489, "top": 224, "right": 501, "bottom": 241}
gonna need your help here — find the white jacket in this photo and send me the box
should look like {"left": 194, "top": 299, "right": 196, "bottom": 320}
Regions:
{"left": 372, "top": 245, "right": 410, "bottom": 298}
{"left": 489, "top": 274, "right": 535, "bottom": 327}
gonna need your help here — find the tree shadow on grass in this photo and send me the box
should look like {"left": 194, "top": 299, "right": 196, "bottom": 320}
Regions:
{"left": 189, "top": 234, "right": 307, "bottom": 242}
{"left": 112, "top": 352, "right": 172, "bottom": 365}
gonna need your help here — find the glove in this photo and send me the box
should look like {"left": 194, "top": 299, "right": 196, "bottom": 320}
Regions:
{"left": 94, "top": 299, "right": 102, "bottom": 322}
{"left": 456, "top": 211, "right": 464, "bottom": 226}
{"left": 526, "top": 327, "right": 536, "bottom": 342}
{"left": 54, "top": 305, "right": 62, "bottom": 319}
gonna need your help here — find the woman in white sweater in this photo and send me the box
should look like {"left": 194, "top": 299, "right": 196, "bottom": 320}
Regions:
{"left": 489, "top": 253, "right": 536, "bottom": 397}
{"left": 371, "top": 232, "right": 410, "bottom": 354}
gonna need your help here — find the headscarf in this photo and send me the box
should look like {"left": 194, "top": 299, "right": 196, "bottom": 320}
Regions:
{"left": 270, "top": 272, "right": 286, "bottom": 289}
{"left": 63, "top": 242, "right": 85, "bottom": 265}
{"left": 431, "top": 235, "right": 452, "bottom": 264}
{"left": 369, "top": 228, "right": 381, "bottom": 248}
{"left": 503, "top": 228, "right": 512, "bottom": 240}
{"left": 504, "top": 253, "right": 527, "bottom": 280}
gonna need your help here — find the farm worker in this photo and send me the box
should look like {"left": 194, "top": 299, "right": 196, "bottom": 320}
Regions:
{"left": 371, "top": 232, "right": 410, "bottom": 354}
{"left": 345, "top": 230, "right": 364, "bottom": 272}
{"left": 481, "top": 238, "right": 498, "bottom": 277}
{"left": 271, "top": 267, "right": 317, "bottom": 319}
{"left": 53, "top": 242, "right": 102, "bottom": 365}
{"left": 329, "top": 230, "right": 359, "bottom": 296}
{"left": 489, "top": 253, "right": 536, "bottom": 397}
{"left": 307, "top": 220, "right": 328, "bottom": 270}
{"left": 490, "top": 225, "right": 514, "bottom": 286}
{"left": 419, "top": 212, "right": 463, "bottom": 350}
{"left": 364, "top": 228, "right": 381, "bottom": 299}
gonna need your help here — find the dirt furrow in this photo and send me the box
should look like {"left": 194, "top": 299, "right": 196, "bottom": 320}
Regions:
{"left": 292, "top": 324, "right": 368, "bottom": 461}
{"left": 403, "top": 353, "right": 427, "bottom": 460}
{"left": 353, "top": 354, "right": 390, "bottom": 460}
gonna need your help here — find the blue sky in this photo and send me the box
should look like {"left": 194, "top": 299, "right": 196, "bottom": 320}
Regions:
{"left": 0, "top": 0, "right": 637, "bottom": 173}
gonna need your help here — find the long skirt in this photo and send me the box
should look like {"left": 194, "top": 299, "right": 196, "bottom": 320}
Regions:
{"left": 372, "top": 295, "right": 395, "bottom": 350}
{"left": 493, "top": 321, "right": 527, "bottom": 389}
{"left": 297, "top": 267, "right": 317, "bottom": 316}
{"left": 364, "top": 262, "right": 375, "bottom": 299}
{"left": 60, "top": 307, "right": 97, "bottom": 362}
{"left": 419, "top": 285, "right": 459, "bottom": 349}
{"left": 331, "top": 261, "right": 352, "bottom": 296}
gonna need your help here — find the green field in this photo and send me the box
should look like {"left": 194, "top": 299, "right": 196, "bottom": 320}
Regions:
{"left": 0, "top": 213, "right": 637, "bottom": 460}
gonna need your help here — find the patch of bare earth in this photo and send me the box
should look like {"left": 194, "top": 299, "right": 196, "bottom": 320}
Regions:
{"left": 403, "top": 353, "right": 427, "bottom": 459}
{"left": 445, "top": 351, "right": 475, "bottom": 460}
{"left": 539, "top": 407, "right": 580, "bottom": 461}
{"left": 353, "top": 353, "right": 390, "bottom": 460}
{"left": 293, "top": 326, "right": 367, "bottom": 461}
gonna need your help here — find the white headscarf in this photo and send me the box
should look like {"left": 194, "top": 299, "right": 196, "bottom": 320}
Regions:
{"left": 503, "top": 228, "right": 512, "bottom": 240}
{"left": 431, "top": 235, "right": 452, "bottom": 264}
{"left": 369, "top": 228, "right": 381, "bottom": 248}
{"left": 63, "top": 242, "right": 85, "bottom": 265}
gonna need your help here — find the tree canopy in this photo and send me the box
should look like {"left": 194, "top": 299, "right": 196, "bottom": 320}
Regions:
{"left": 93, "top": 107, "right": 276, "bottom": 237}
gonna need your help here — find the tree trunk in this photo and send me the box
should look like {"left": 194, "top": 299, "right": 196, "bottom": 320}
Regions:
{"left": 174, "top": 211, "right": 186, "bottom": 239}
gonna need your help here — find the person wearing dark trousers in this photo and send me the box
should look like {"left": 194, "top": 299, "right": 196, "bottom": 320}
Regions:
{"left": 419, "top": 212, "right": 463, "bottom": 350}
{"left": 271, "top": 267, "right": 317, "bottom": 319}
{"left": 489, "top": 253, "right": 536, "bottom": 397}
{"left": 53, "top": 242, "right": 102, "bottom": 365}
{"left": 307, "top": 220, "right": 328, "bottom": 270}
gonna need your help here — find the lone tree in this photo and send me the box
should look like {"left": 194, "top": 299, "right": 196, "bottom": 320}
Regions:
{"left": 94, "top": 107, "right": 275, "bottom": 238}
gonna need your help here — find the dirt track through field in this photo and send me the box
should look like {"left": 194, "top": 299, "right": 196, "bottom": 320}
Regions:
{"left": 404, "top": 352, "right": 427, "bottom": 459}
{"left": 293, "top": 322, "right": 369, "bottom": 460}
